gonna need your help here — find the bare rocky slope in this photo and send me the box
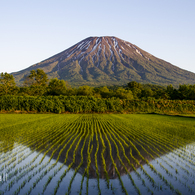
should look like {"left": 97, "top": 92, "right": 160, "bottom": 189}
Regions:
{"left": 12, "top": 36, "right": 195, "bottom": 87}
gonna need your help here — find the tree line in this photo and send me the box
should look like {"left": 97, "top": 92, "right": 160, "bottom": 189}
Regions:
{"left": 0, "top": 95, "right": 195, "bottom": 114}
{"left": 0, "top": 69, "right": 195, "bottom": 100}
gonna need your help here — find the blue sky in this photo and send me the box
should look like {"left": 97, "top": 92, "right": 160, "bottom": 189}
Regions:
{"left": 1, "top": 0, "right": 195, "bottom": 74}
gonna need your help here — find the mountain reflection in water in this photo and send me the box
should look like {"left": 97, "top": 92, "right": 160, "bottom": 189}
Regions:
{"left": 1, "top": 114, "right": 195, "bottom": 195}
{"left": 0, "top": 128, "right": 181, "bottom": 179}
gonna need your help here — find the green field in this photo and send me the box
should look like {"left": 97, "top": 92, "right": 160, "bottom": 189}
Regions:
{"left": 0, "top": 114, "right": 195, "bottom": 195}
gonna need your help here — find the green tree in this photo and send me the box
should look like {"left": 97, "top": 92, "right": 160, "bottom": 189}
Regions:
{"left": 166, "top": 84, "right": 179, "bottom": 100}
{"left": 177, "top": 84, "right": 195, "bottom": 100}
{"left": 98, "top": 86, "right": 111, "bottom": 98}
{"left": 115, "top": 88, "right": 134, "bottom": 99}
{"left": 47, "top": 78, "right": 67, "bottom": 95}
{"left": 154, "top": 89, "right": 169, "bottom": 100}
{"left": 127, "top": 81, "right": 142, "bottom": 89}
{"left": 77, "top": 85, "right": 94, "bottom": 96}
{"left": 24, "top": 69, "right": 48, "bottom": 96}
{"left": 0, "top": 72, "right": 18, "bottom": 95}
{"left": 24, "top": 69, "right": 48, "bottom": 87}
{"left": 178, "top": 84, "right": 190, "bottom": 100}
{"left": 141, "top": 88, "right": 153, "bottom": 99}
{"left": 66, "top": 88, "right": 77, "bottom": 96}
{"left": 127, "top": 81, "right": 142, "bottom": 99}
{"left": 188, "top": 85, "right": 195, "bottom": 100}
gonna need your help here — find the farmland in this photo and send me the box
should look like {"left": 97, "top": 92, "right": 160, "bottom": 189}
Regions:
{"left": 0, "top": 114, "right": 195, "bottom": 195}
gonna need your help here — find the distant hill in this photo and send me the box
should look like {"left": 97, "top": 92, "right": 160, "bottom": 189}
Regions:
{"left": 12, "top": 36, "right": 195, "bottom": 87}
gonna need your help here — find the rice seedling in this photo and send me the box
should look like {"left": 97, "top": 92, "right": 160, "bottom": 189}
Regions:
{"left": 0, "top": 114, "right": 194, "bottom": 195}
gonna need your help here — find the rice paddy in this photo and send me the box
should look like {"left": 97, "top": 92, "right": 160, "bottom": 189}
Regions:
{"left": 0, "top": 114, "right": 195, "bottom": 195}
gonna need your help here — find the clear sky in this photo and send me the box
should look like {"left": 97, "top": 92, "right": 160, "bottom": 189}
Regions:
{"left": 1, "top": 0, "right": 195, "bottom": 74}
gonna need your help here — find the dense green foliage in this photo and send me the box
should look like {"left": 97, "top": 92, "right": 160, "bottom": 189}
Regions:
{"left": 1, "top": 70, "right": 195, "bottom": 100}
{"left": 1, "top": 70, "right": 195, "bottom": 113}
{"left": 0, "top": 72, "right": 18, "bottom": 95}
{"left": 0, "top": 114, "right": 195, "bottom": 194}
{"left": 0, "top": 95, "right": 195, "bottom": 114}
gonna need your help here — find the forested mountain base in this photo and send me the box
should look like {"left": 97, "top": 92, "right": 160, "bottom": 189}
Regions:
{"left": 1, "top": 70, "right": 195, "bottom": 114}
{"left": 0, "top": 95, "right": 195, "bottom": 114}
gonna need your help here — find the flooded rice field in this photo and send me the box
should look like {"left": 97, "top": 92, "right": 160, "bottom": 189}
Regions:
{"left": 0, "top": 114, "right": 195, "bottom": 195}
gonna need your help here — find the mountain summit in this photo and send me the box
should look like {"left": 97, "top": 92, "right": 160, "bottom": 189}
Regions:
{"left": 13, "top": 36, "right": 195, "bottom": 86}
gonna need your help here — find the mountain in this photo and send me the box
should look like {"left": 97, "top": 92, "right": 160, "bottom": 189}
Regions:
{"left": 12, "top": 36, "right": 195, "bottom": 87}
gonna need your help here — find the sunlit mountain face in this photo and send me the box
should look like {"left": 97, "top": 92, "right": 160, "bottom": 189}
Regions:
{"left": 12, "top": 36, "right": 195, "bottom": 87}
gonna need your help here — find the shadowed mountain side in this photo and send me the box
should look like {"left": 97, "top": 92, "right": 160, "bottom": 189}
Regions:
{"left": 12, "top": 36, "right": 195, "bottom": 87}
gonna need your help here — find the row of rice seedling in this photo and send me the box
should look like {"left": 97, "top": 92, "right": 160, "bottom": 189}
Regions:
{"left": 2, "top": 121, "right": 69, "bottom": 193}
{"left": 132, "top": 139, "right": 193, "bottom": 191}
{"left": 110, "top": 115, "right": 193, "bottom": 172}
{"left": 105, "top": 120, "right": 155, "bottom": 191}
{"left": 28, "top": 120, "right": 82, "bottom": 193}
{"left": 67, "top": 122, "right": 90, "bottom": 195}
{"left": 94, "top": 120, "right": 101, "bottom": 195}
{"left": 99, "top": 118, "right": 128, "bottom": 195}
{"left": 101, "top": 119, "right": 143, "bottom": 195}
{"left": 96, "top": 117, "right": 109, "bottom": 188}
{"left": 0, "top": 115, "right": 80, "bottom": 195}
{"left": 106, "top": 120, "right": 167, "bottom": 194}
{"left": 0, "top": 114, "right": 194, "bottom": 195}
{"left": 85, "top": 122, "right": 93, "bottom": 195}
{"left": 0, "top": 115, "right": 78, "bottom": 166}
{"left": 129, "top": 123, "right": 195, "bottom": 179}
{"left": 103, "top": 117, "right": 178, "bottom": 189}
{"left": 109, "top": 117, "right": 191, "bottom": 193}
{"left": 4, "top": 120, "right": 67, "bottom": 179}
{"left": 52, "top": 122, "right": 85, "bottom": 195}
{"left": 107, "top": 114, "right": 195, "bottom": 193}
{"left": 137, "top": 132, "right": 195, "bottom": 177}
{"left": 0, "top": 145, "right": 26, "bottom": 166}
{"left": 0, "top": 116, "right": 64, "bottom": 165}
{"left": 0, "top": 123, "right": 57, "bottom": 189}
{"left": 0, "top": 115, "right": 57, "bottom": 152}
{"left": 19, "top": 120, "right": 81, "bottom": 194}
{"left": 54, "top": 122, "right": 86, "bottom": 194}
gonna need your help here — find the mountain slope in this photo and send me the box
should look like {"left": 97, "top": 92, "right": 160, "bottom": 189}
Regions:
{"left": 12, "top": 36, "right": 195, "bottom": 87}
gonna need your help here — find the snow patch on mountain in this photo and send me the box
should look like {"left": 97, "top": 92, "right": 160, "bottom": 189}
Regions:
{"left": 77, "top": 52, "right": 85, "bottom": 59}
{"left": 66, "top": 36, "right": 148, "bottom": 72}
{"left": 90, "top": 38, "right": 100, "bottom": 53}
{"left": 85, "top": 41, "right": 92, "bottom": 50}
{"left": 103, "top": 45, "right": 106, "bottom": 60}
{"left": 80, "top": 41, "right": 89, "bottom": 50}
{"left": 97, "top": 44, "right": 101, "bottom": 67}
{"left": 119, "top": 49, "right": 125, "bottom": 61}
{"left": 66, "top": 47, "right": 78, "bottom": 58}
{"left": 77, "top": 42, "right": 85, "bottom": 49}
{"left": 124, "top": 41, "right": 132, "bottom": 48}
{"left": 112, "top": 38, "right": 120, "bottom": 58}
{"left": 136, "top": 49, "right": 143, "bottom": 57}
{"left": 112, "top": 37, "right": 118, "bottom": 49}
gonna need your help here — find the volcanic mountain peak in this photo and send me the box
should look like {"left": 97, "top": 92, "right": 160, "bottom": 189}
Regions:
{"left": 12, "top": 36, "right": 195, "bottom": 87}
{"left": 50, "top": 36, "right": 150, "bottom": 71}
